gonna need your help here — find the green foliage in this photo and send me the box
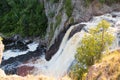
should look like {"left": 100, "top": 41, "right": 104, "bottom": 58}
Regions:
{"left": 72, "top": 20, "right": 114, "bottom": 80}
{"left": 64, "top": 0, "right": 73, "bottom": 17}
{"left": 69, "top": 17, "right": 74, "bottom": 23}
{"left": 0, "top": 0, "right": 48, "bottom": 37}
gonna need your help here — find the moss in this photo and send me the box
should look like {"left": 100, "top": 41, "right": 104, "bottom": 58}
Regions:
{"left": 64, "top": 0, "right": 73, "bottom": 17}
{"left": 69, "top": 17, "right": 74, "bottom": 23}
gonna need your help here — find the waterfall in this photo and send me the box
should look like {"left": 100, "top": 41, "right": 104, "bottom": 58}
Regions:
{"left": 31, "top": 23, "right": 84, "bottom": 78}
{"left": 48, "top": 25, "right": 77, "bottom": 64}
{"left": 47, "top": 23, "right": 82, "bottom": 66}
{"left": 47, "top": 31, "right": 85, "bottom": 78}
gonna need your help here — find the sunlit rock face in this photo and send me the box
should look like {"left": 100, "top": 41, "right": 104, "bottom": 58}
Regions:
{"left": 0, "top": 69, "right": 6, "bottom": 76}
{"left": 86, "top": 49, "right": 120, "bottom": 80}
{"left": 0, "top": 40, "right": 4, "bottom": 64}
{"left": 0, "top": 39, "right": 6, "bottom": 77}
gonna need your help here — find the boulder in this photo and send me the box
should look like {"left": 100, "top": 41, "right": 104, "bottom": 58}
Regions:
{"left": 17, "top": 65, "right": 34, "bottom": 76}
{"left": 2, "top": 35, "right": 32, "bottom": 51}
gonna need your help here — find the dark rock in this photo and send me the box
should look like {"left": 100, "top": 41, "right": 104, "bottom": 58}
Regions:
{"left": 1, "top": 61, "right": 21, "bottom": 75}
{"left": 17, "top": 65, "right": 34, "bottom": 76}
{"left": 3, "top": 35, "right": 33, "bottom": 51}
{"left": 68, "top": 24, "right": 85, "bottom": 39}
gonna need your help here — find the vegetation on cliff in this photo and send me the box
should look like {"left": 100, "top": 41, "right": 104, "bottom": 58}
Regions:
{"left": 0, "top": 0, "right": 48, "bottom": 37}
{"left": 71, "top": 20, "right": 114, "bottom": 80}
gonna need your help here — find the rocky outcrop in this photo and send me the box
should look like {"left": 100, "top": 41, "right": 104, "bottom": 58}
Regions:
{"left": 3, "top": 35, "right": 32, "bottom": 51}
{"left": 86, "top": 50, "right": 120, "bottom": 80}
{"left": 17, "top": 65, "right": 34, "bottom": 76}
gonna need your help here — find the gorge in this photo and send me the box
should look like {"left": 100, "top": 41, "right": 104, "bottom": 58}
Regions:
{"left": 1, "top": 0, "right": 120, "bottom": 80}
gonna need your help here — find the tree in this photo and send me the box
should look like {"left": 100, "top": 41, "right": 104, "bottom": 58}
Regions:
{"left": 71, "top": 20, "right": 114, "bottom": 80}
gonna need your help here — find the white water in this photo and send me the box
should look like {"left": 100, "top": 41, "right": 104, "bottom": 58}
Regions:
{"left": 48, "top": 25, "right": 78, "bottom": 64}
{"left": 3, "top": 42, "right": 39, "bottom": 60}
{"left": 3, "top": 12, "right": 120, "bottom": 79}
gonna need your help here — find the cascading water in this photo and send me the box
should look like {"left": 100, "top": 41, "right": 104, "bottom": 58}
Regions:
{"left": 47, "top": 31, "right": 85, "bottom": 78}
{"left": 3, "top": 12, "right": 120, "bottom": 79}
{"left": 27, "top": 23, "right": 85, "bottom": 78}
{"left": 48, "top": 25, "right": 78, "bottom": 65}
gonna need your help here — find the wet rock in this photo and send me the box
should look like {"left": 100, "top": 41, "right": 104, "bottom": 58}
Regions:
{"left": 68, "top": 24, "right": 85, "bottom": 39}
{"left": 17, "top": 65, "right": 34, "bottom": 76}
{"left": 3, "top": 35, "right": 32, "bottom": 51}
{"left": 1, "top": 61, "right": 21, "bottom": 75}
{"left": 45, "top": 23, "right": 77, "bottom": 61}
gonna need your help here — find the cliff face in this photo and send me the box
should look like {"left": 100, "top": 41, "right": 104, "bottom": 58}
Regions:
{"left": 44, "top": 0, "right": 120, "bottom": 46}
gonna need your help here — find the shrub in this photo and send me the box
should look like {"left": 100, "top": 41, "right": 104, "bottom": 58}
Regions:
{"left": 71, "top": 20, "right": 114, "bottom": 80}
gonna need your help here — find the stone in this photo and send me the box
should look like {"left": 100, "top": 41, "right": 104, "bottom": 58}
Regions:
{"left": 17, "top": 65, "right": 34, "bottom": 76}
